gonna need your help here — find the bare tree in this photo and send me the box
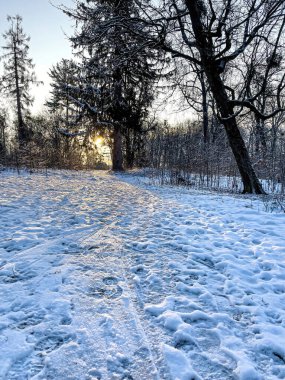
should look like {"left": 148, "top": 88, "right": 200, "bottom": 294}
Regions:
{"left": 131, "top": 0, "right": 285, "bottom": 193}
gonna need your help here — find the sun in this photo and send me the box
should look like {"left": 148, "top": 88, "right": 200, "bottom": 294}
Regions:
{"left": 94, "top": 136, "right": 104, "bottom": 147}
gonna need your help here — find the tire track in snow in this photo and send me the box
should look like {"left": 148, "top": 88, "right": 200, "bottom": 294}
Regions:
{"left": 37, "top": 177, "right": 167, "bottom": 380}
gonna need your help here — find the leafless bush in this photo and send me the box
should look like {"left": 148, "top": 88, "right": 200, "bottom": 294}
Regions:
{"left": 262, "top": 195, "right": 285, "bottom": 213}
{"left": 144, "top": 119, "right": 285, "bottom": 194}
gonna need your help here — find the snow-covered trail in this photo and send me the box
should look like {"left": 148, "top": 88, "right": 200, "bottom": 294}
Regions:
{"left": 0, "top": 171, "right": 285, "bottom": 380}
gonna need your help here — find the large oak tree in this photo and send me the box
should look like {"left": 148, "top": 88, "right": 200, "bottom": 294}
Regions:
{"left": 134, "top": 0, "right": 285, "bottom": 193}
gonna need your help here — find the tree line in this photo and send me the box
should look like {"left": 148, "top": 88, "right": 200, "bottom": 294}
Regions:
{"left": 0, "top": 1, "right": 285, "bottom": 194}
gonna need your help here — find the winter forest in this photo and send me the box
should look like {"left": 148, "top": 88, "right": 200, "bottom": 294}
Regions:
{"left": 0, "top": 0, "right": 284, "bottom": 195}
{"left": 1, "top": 1, "right": 285, "bottom": 380}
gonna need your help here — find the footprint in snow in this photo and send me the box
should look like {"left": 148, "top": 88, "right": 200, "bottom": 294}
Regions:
{"left": 190, "top": 328, "right": 221, "bottom": 352}
{"left": 107, "top": 354, "right": 134, "bottom": 379}
{"left": 174, "top": 337, "right": 198, "bottom": 352}
{"left": 6, "top": 333, "right": 73, "bottom": 380}
{"left": 88, "top": 277, "right": 123, "bottom": 299}
{"left": 190, "top": 352, "right": 237, "bottom": 380}
{"left": 35, "top": 333, "right": 71, "bottom": 353}
{"left": 252, "top": 345, "right": 285, "bottom": 379}
{"left": 102, "top": 276, "right": 119, "bottom": 285}
{"left": 12, "top": 311, "right": 45, "bottom": 330}
{"left": 3, "top": 271, "right": 37, "bottom": 284}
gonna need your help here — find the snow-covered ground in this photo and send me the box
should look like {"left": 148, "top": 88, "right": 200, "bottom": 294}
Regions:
{"left": 0, "top": 170, "right": 285, "bottom": 380}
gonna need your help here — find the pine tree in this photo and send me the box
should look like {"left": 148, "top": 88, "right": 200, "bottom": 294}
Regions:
{"left": 46, "top": 58, "right": 81, "bottom": 125}
{"left": 60, "top": 0, "right": 158, "bottom": 170}
{"left": 1, "top": 15, "right": 41, "bottom": 146}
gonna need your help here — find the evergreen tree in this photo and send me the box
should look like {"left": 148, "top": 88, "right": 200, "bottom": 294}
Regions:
{"left": 60, "top": 0, "right": 158, "bottom": 170}
{"left": 46, "top": 58, "right": 82, "bottom": 125}
{"left": 1, "top": 15, "right": 41, "bottom": 145}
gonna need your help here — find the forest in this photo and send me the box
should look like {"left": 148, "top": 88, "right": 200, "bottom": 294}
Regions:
{"left": 0, "top": 1, "right": 285, "bottom": 194}
{"left": 1, "top": 2, "right": 285, "bottom": 380}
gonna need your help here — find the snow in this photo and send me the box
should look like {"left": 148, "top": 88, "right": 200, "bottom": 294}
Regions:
{"left": 0, "top": 169, "right": 285, "bottom": 379}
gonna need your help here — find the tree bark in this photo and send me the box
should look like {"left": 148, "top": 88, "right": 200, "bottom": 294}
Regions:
{"left": 0, "top": 116, "right": 6, "bottom": 157}
{"left": 206, "top": 67, "right": 265, "bottom": 194}
{"left": 124, "top": 129, "right": 134, "bottom": 169}
{"left": 111, "top": 44, "right": 124, "bottom": 171}
{"left": 13, "top": 37, "right": 28, "bottom": 146}
{"left": 185, "top": 0, "right": 265, "bottom": 194}
{"left": 112, "top": 125, "right": 124, "bottom": 171}
{"left": 199, "top": 72, "right": 209, "bottom": 145}
{"left": 255, "top": 114, "right": 267, "bottom": 156}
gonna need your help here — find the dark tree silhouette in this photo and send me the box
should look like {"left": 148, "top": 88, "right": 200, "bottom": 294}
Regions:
{"left": 59, "top": 0, "right": 158, "bottom": 171}
{"left": 130, "top": 0, "right": 285, "bottom": 193}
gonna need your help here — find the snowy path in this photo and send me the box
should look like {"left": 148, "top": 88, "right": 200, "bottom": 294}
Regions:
{"left": 0, "top": 171, "right": 285, "bottom": 380}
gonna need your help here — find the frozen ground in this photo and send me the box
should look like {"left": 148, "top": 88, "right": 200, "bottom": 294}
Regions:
{"left": 0, "top": 170, "right": 285, "bottom": 380}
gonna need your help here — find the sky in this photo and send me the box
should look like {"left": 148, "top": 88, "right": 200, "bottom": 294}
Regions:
{"left": 0, "top": 0, "right": 74, "bottom": 112}
{"left": 0, "top": 0, "right": 190, "bottom": 123}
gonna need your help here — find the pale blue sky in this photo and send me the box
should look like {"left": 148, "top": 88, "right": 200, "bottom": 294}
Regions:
{"left": 0, "top": 0, "right": 185, "bottom": 122}
{"left": 0, "top": 0, "right": 74, "bottom": 111}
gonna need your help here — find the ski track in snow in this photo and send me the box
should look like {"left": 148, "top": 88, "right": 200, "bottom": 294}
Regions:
{"left": 0, "top": 170, "right": 285, "bottom": 380}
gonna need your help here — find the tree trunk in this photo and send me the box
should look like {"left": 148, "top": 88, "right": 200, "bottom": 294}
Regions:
{"left": 111, "top": 44, "right": 124, "bottom": 171}
{"left": 13, "top": 37, "right": 28, "bottom": 146}
{"left": 200, "top": 72, "right": 209, "bottom": 145}
{"left": 0, "top": 120, "right": 6, "bottom": 157}
{"left": 206, "top": 69, "right": 265, "bottom": 194}
{"left": 255, "top": 114, "right": 267, "bottom": 156}
{"left": 112, "top": 125, "right": 124, "bottom": 171}
{"left": 124, "top": 130, "right": 135, "bottom": 169}
{"left": 185, "top": 0, "right": 265, "bottom": 194}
